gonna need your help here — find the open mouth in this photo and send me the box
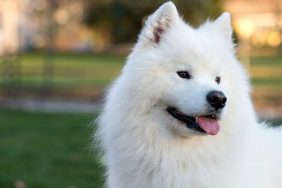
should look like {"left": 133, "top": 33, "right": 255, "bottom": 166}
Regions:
{"left": 167, "top": 106, "right": 220, "bottom": 135}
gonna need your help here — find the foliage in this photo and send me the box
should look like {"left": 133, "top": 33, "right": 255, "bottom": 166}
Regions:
{"left": 84, "top": 0, "right": 223, "bottom": 43}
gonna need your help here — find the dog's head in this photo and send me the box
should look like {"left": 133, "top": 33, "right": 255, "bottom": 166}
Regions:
{"left": 121, "top": 2, "right": 250, "bottom": 137}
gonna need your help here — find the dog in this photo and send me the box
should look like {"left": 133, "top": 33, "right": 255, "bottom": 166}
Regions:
{"left": 97, "top": 2, "right": 282, "bottom": 187}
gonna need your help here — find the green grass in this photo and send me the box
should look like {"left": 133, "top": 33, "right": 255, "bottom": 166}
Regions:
{"left": 0, "top": 53, "right": 125, "bottom": 88}
{"left": 0, "top": 109, "right": 104, "bottom": 188}
{"left": 251, "top": 78, "right": 282, "bottom": 85}
{"left": 249, "top": 56, "right": 282, "bottom": 85}
{"left": 250, "top": 56, "right": 282, "bottom": 66}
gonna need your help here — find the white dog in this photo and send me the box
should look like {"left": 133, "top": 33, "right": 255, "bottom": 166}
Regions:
{"left": 97, "top": 2, "right": 282, "bottom": 187}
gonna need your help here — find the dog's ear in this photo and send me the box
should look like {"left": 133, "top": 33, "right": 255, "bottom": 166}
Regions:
{"left": 137, "top": 1, "right": 179, "bottom": 47}
{"left": 214, "top": 12, "right": 233, "bottom": 43}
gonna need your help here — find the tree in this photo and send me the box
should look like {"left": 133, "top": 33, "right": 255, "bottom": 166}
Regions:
{"left": 84, "top": 0, "right": 223, "bottom": 43}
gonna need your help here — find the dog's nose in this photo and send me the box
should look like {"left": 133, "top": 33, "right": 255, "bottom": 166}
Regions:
{"left": 207, "top": 91, "right": 227, "bottom": 110}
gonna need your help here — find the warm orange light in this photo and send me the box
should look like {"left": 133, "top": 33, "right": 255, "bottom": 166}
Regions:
{"left": 266, "top": 31, "right": 281, "bottom": 47}
{"left": 54, "top": 9, "right": 69, "bottom": 25}
{"left": 251, "top": 32, "right": 266, "bottom": 47}
{"left": 235, "top": 18, "right": 255, "bottom": 39}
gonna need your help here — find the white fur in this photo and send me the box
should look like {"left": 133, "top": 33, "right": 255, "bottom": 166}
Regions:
{"left": 97, "top": 2, "right": 282, "bottom": 187}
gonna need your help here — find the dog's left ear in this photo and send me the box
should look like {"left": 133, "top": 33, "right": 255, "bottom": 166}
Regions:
{"left": 214, "top": 12, "right": 233, "bottom": 43}
{"left": 137, "top": 2, "right": 180, "bottom": 48}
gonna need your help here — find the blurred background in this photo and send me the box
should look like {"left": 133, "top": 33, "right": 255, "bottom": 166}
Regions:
{"left": 0, "top": 0, "right": 281, "bottom": 187}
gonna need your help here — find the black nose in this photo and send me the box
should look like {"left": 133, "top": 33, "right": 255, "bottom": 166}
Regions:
{"left": 207, "top": 91, "right": 227, "bottom": 110}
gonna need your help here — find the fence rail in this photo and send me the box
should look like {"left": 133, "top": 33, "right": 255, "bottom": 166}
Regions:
{"left": 0, "top": 53, "right": 281, "bottom": 104}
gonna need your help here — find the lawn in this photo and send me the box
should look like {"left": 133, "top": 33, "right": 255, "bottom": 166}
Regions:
{"left": 250, "top": 56, "right": 282, "bottom": 66}
{"left": 0, "top": 53, "right": 126, "bottom": 99}
{"left": 249, "top": 56, "right": 282, "bottom": 85}
{"left": 0, "top": 53, "right": 125, "bottom": 88}
{"left": 0, "top": 109, "right": 104, "bottom": 188}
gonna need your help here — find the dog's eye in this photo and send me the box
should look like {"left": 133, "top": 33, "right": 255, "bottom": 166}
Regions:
{"left": 177, "top": 71, "right": 191, "bottom": 79}
{"left": 215, "top": 76, "right": 221, "bottom": 84}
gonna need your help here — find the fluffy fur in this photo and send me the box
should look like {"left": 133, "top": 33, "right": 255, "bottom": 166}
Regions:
{"left": 97, "top": 2, "right": 282, "bottom": 187}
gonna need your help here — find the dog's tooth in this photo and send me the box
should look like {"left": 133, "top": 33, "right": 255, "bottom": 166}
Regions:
{"left": 196, "top": 117, "right": 198, "bottom": 123}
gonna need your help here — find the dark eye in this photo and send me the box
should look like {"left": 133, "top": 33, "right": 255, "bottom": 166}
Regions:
{"left": 177, "top": 71, "right": 191, "bottom": 79}
{"left": 215, "top": 76, "right": 221, "bottom": 84}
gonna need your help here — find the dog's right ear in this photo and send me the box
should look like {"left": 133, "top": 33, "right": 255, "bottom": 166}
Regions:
{"left": 137, "top": 1, "right": 179, "bottom": 47}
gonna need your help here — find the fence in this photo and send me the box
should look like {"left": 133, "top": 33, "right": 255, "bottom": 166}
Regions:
{"left": 0, "top": 52, "right": 281, "bottom": 107}
{"left": 0, "top": 52, "right": 123, "bottom": 101}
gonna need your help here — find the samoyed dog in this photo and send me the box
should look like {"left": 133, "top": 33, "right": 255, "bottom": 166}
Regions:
{"left": 97, "top": 2, "right": 282, "bottom": 188}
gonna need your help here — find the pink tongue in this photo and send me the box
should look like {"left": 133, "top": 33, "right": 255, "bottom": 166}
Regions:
{"left": 197, "top": 116, "right": 220, "bottom": 135}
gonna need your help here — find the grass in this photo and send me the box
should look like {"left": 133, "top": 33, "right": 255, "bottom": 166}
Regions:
{"left": 249, "top": 56, "right": 282, "bottom": 85}
{"left": 250, "top": 56, "right": 282, "bottom": 66}
{"left": 252, "top": 78, "right": 282, "bottom": 85}
{"left": 0, "top": 53, "right": 125, "bottom": 88}
{"left": 0, "top": 109, "right": 104, "bottom": 188}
